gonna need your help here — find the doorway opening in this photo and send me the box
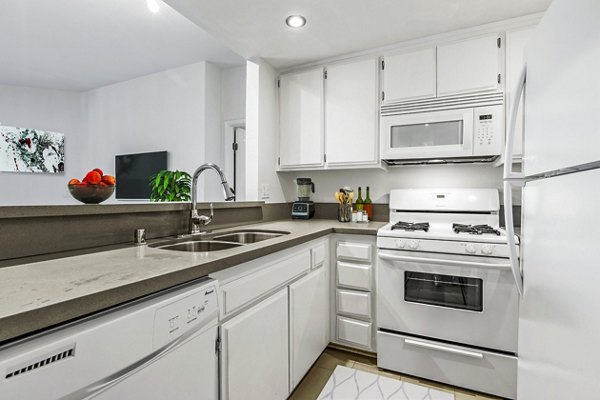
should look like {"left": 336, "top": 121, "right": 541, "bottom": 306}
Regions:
{"left": 223, "top": 120, "right": 246, "bottom": 201}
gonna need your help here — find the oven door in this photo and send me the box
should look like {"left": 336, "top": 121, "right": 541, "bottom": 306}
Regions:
{"left": 380, "top": 108, "right": 474, "bottom": 160}
{"left": 377, "top": 249, "right": 518, "bottom": 353}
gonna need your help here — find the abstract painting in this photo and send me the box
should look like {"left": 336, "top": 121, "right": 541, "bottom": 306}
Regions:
{"left": 0, "top": 125, "right": 65, "bottom": 173}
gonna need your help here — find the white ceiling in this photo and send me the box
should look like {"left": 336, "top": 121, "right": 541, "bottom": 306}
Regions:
{"left": 0, "top": 0, "right": 244, "bottom": 91}
{"left": 165, "top": 0, "right": 552, "bottom": 69}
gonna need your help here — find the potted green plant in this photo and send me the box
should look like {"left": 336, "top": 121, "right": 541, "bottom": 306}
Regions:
{"left": 149, "top": 170, "right": 191, "bottom": 202}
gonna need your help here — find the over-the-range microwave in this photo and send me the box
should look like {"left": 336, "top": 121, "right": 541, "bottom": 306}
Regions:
{"left": 380, "top": 93, "right": 505, "bottom": 165}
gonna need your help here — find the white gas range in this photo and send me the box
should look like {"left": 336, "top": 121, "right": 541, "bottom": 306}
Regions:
{"left": 376, "top": 189, "right": 520, "bottom": 399}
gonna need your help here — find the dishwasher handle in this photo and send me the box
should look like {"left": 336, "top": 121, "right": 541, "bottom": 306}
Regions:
{"left": 378, "top": 252, "right": 511, "bottom": 270}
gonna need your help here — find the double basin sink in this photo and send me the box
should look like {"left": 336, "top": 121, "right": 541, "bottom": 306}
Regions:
{"left": 149, "top": 230, "right": 289, "bottom": 253}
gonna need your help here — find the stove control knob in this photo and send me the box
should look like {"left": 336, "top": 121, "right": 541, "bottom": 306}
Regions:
{"left": 465, "top": 244, "right": 477, "bottom": 254}
{"left": 395, "top": 239, "right": 406, "bottom": 249}
{"left": 408, "top": 240, "right": 419, "bottom": 250}
{"left": 481, "top": 244, "right": 493, "bottom": 255}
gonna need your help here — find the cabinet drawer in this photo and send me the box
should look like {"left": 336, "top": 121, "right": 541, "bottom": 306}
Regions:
{"left": 377, "top": 331, "right": 517, "bottom": 399}
{"left": 336, "top": 289, "right": 371, "bottom": 319}
{"left": 221, "top": 251, "right": 310, "bottom": 316}
{"left": 311, "top": 243, "right": 326, "bottom": 270}
{"left": 337, "top": 316, "right": 372, "bottom": 348}
{"left": 337, "top": 242, "right": 371, "bottom": 262}
{"left": 337, "top": 261, "right": 371, "bottom": 291}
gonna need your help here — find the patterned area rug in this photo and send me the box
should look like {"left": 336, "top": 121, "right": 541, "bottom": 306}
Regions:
{"left": 317, "top": 366, "right": 454, "bottom": 400}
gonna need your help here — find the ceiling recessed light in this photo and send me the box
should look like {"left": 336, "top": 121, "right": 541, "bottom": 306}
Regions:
{"left": 285, "top": 15, "right": 306, "bottom": 29}
{"left": 146, "top": 0, "right": 160, "bottom": 14}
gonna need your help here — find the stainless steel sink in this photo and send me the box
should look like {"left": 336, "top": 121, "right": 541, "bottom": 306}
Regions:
{"left": 149, "top": 230, "right": 289, "bottom": 252}
{"left": 150, "top": 240, "right": 243, "bottom": 252}
{"left": 213, "top": 230, "right": 289, "bottom": 244}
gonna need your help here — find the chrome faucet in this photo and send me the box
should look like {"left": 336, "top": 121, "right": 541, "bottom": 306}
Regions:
{"left": 190, "top": 163, "right": 235, "bottom": 234}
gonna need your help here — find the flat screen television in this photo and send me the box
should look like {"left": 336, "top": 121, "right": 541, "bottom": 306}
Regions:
{"left": 115, "top": 151, "right": 168, "bottom": 200}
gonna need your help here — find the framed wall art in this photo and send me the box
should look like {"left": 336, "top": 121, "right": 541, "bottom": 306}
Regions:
{"left": 0, "top": 125, "right": 65, "bottom": 173}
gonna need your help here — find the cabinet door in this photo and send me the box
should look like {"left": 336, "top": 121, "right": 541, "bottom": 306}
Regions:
{"left": 437, "top": 34, "right": 502, "bottom": 96}
{"left": 382, "top": 47, "right": 436, "bottom": 103}
{"left": 325, "top": 57, "right": 379, "bottom": 165}
{"left": 221, "top": 289, "right": 289, "bottom": 400}
{"left": 506, "top": 27, "right": 535, "bottom": 159}
{"left": 279, "top": 68, "right": 324, "bottom": 168}
{"left": 289, "top": 266, "right": 329, "bottom": 390}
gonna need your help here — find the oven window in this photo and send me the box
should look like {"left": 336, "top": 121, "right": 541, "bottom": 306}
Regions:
{"left": 404, "top": 271, "right": 483, "bottom": 312}
{"left": 390, "top": 120, "right": 463, "bottom": 148}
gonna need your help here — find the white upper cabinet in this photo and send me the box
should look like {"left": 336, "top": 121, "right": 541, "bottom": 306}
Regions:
{"left": 505, "top": 27, "right": 535, "bottom": 160}
{"left": 437, "top": 34, "right": 503, "bottom": 97}
{"left": 325, "top": 57, "right": 379, "bottom": 166}
{"left": 279, "top": 67, "right": 324, "bottom": 168}
{"left": 382, "top": 46, "right": 436, "bottom": 103}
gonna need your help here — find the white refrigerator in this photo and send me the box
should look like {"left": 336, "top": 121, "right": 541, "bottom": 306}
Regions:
{"left": 503, "top": 0, "right": 600, "bottom": 398}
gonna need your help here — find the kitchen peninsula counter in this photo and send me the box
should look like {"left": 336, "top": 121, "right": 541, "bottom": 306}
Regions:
{"left": 0, "top": 220, "right": 384, "bottom": 344}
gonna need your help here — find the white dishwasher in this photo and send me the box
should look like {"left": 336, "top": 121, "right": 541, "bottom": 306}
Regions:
{"left": 0, "top": 277, "right": 219, "bottom": 400}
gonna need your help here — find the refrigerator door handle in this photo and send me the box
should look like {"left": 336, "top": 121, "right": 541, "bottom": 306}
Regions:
{"left": 503, "top": 65, "right": 527, "bottom": 180}
{"left": 504, "top": 180, "right": 524, "bottom": 296}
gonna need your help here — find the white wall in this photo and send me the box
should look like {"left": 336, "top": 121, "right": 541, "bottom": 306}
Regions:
{"left": 84, "top": 62, "right": 207, "bottom": 185}
{"left": 220, "top": 66, "right": 247, "bottom": 198}
{"left": 221, "top": 66, "right": 246, "bottom": 122}
{"left": 0, "top": 84, "right": 84, "bottom": 205}
{"left": 203, "top": 64, "right": 247, "bottom": 201}
{"left": 83, "top": 61, "right": 236, "bottom": 203}
{"left": 246, "top": 59, "right": 286, "bottom": 203}
{"left": 278, "top": 164, "right": 505, "bottom": 204}
{"left": 202, "top": 62, "right": 225, "bottom": 201}
{"left": 245, "top": 61, "right": 260, "bottom": 202}
{"left": 0, "top": 61, "right": 247, "bottom": 206}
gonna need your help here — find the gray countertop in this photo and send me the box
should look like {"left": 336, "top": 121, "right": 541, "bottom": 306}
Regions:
{"left": 0, "top": 219, "right": 383, "bottom": 344}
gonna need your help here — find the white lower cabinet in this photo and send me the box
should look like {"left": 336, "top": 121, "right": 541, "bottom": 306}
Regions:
{"left": 336, "top": 289, "right": 371, "bottom": 319}
{"left": 331, "top": 235, "right": 376, "bottom": 352}
{"left": 215, "top": 239, "right": 329, "bottom": 400}
{"left": 221, "top": 289, "right": 289, "bottom": 400}
{"left": 337, "top": 316, "right": 372, "bottom": 348}
{"left": 289, "top": 265, "right": 329, "bottom": 390}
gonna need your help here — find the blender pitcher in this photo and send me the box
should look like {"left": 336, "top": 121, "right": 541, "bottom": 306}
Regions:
{"left": 295, "top": 178, "right": 315, "bottom": 201}
{"left": 291, "top": 178, "right": 315, "bottom": 219}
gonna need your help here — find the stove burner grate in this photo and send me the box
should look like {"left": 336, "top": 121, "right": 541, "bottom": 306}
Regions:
{"left": 453, "top": 223, "right": 501, "bottom": 236}
{"left": 391, "top": 221, "right": 430, "bottom": 232}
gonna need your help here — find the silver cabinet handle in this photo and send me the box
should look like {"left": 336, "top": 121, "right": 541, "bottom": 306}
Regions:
{"left": 378, "top": 252, "right": 511, "bottom": 270}
{"left": 404, "top": 338, "right": 484, "bottom": 359}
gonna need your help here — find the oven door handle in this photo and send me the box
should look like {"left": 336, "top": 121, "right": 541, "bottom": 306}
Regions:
{"left": 404, "top": 338, "right": 484, "bottom": 360}
{"left": 378, "top": 252, "right": 511, "bottom": 269}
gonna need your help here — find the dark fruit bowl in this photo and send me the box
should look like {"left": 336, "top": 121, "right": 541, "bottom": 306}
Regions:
{"left": 68, "top": 184, "right": 115, "bottom": 204}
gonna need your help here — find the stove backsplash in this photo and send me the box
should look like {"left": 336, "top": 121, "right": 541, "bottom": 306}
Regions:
{"left": 313, "top": 202, "right": 520, "bottom": 227}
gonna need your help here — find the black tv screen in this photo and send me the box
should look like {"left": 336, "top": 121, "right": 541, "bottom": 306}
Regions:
{"left": 115, "top": 151, "right": 168, "bottom": 199}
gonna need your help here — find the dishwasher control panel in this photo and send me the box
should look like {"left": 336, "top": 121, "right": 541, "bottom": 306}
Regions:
{"left": 153, "top": 283, "right": 218, "bottom": 349}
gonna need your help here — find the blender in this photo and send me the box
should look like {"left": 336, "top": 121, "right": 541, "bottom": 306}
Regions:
{"left": 291, "top": 178, "right": 315, "bottom": 219}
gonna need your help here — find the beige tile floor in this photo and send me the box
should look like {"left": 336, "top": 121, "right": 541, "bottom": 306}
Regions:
{"left": 288, "top": 347, "right": 503, "bottom": 400}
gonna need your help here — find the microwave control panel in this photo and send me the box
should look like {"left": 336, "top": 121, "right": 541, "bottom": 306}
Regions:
{"left": 473, "top": 105, "right": 504, "bottom": 156}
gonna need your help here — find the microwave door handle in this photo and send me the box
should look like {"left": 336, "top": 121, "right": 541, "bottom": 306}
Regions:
{"left": 503, "top": 65, "right": 526, "bottom": 180}
{"left": 378, "top": 252, "right": 511, "bottom": 270}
